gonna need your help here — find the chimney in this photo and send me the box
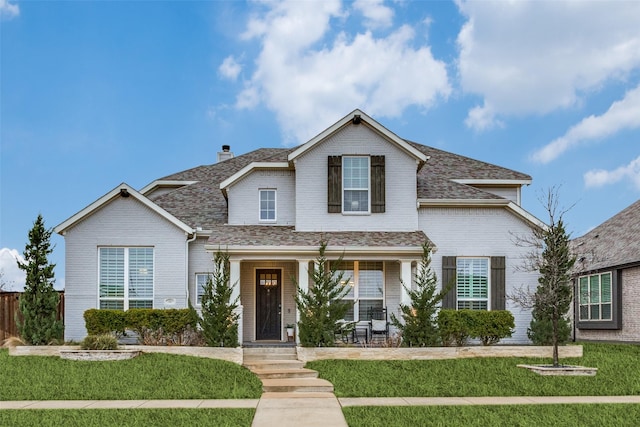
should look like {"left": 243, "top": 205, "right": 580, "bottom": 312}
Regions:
{"left": 217, "top": 145, "right": 234, "bottom": 163}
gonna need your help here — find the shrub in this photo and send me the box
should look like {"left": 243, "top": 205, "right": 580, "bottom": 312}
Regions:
{"left": 127, "top": 308, "right": 200, "bottom": 345}
{"left": 437, "top": 309, "right": 472, "bottom": 346}
{"left": 199, "top": 250, "right": 240, "bottom": 347}
{"left": 295, "top": 242, "right": 352, "bottom": 347}
{"left": 391, "top": 242, "right": 449, "bottom": 347}
{"left": 470, "top": 310, "right": 515, "bottom": 346}
{"left": 81, "top": 334, "right": 119, "bottom": 350}
{"left": 83, "top": 308, "right": 200, "bottom": 345}
{"left": 438, "top": 309, "right": 514, "bottom": 346}
{"left": 84, "top": 309, "right": 127, "bottom": 337}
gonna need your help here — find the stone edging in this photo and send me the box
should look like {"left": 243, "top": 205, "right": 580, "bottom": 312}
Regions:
{"left": 9, "top": 345, "right": 244, "bottom": 364}
{"left": 296, "top": 345, "right": 583, "bottom": 362}
{"left": 517, "top": 364, "right": 597, "bottom": 376}
{"left": 59, "top": 349, "right": 141, "bottom": 361}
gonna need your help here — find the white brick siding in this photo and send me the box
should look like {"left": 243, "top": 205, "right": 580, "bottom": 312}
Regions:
{"left": 63, "top": 197, "right": 188, "bottom": 341}
{"left": 294, "top": 124, "right": 419, "bottom": 231}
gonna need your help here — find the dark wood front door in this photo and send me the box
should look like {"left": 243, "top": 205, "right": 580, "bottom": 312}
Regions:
{"left": 256, "top": 269, "right": 281, "bottom": 340}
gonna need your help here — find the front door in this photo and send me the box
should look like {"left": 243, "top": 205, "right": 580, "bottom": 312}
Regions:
{"left": 256, "top": 269, "right": 281, "bottom": 340}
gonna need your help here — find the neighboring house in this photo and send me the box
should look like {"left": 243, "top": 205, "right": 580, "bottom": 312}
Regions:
{"left": 572, "top": 199, "right": 640, "bottom": 343}
{"left": 55, "top": 109, "right": 543, "bottom": 344}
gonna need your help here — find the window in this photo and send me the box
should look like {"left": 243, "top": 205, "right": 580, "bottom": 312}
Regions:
{"left": 579, "top": 272, "right": 612, "bottom": 321}
{"left": 456, "top": 258, "right": 489, "bottom": 310}
{"left": 328, "top": 155, "right": 385, "bottom": 214}
{"left": 334, "top": 261, "right": 384, "bottom": 321}
{"left": 99, "top": 247, "right": 153, "bottom": 310}
{"left": 259, "top": 189, "right": 276, "bottom": 221}
{"left": 196, "top": 273, "right": 213, "bottom": 305}
{"left": 343, "top": 157, "right": 369, "bottom": 213}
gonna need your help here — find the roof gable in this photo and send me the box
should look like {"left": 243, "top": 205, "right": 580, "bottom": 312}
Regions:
{"left": 54, "top": 183, "right": 193, "bottom": 235}
{"left": 288, "top": 109, "right": 428, "bottom": 164}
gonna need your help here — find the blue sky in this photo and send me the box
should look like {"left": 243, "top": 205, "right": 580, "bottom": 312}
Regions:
{"left": 1, "top": 0, "right": 639, "bottom": 291}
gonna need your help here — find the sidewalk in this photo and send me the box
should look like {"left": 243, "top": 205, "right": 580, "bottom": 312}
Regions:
{"left": 2, "top": 395, "right": 639, "bottom": 410}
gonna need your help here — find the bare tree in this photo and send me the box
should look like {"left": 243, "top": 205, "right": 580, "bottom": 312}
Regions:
{"left": 509, "top": 188, "right": 576, "bottom": 367}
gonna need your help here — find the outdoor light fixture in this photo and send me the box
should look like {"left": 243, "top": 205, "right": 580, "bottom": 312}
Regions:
{"left": 120, "top": 188, "right": 130, "bottom": 198}
{"left": 352, "top": 114, "right": 362, "bottom": 125}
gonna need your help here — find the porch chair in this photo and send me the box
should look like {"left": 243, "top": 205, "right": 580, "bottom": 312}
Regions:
{"left": 368, "top": 307, "right": 389, "bottom": 344}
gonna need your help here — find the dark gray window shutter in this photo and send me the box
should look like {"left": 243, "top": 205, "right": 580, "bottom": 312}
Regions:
{"left": 328, "top": 156, "right": 342, "bottom": 213}
{"left": 441, "top": 256, "right": 457, "bottom": 309}
{"left": 491, "top": 256, "right": 506, "bottom": 310}
{"left": 371, "top": 155, "right": 385, "bottom": 213}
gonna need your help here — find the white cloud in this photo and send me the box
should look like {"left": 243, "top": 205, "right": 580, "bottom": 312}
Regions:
{"left": 353, "top": 0, "right": 394, "bottom": 29}
{"left": 584, "top": 156, "right": 640, "bottom": 190}
{"left": 0, "top": 248, "right": 26, "bottom": 291}
{"left": 0, "top": 0, "right": 19, "bottom": 19}
{"left": 457, "top": 0, "right": 640, "bottom": 130}
{"left": 234, "top": 0, "right": 451, "bottom": 143}
{"left": 532, "top": 84, "right": 640, "bottom": 163}
{"left": 219, "top": 56, "right": 242, "bottom": 81}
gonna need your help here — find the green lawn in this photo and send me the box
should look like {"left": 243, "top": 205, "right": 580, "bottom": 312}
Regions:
{"left": 308, "top": 343, "right": 640, "bottom": 397}
{"left": 0, "top": 409, "right": 255, "bottom": 427}
{"left": 343, "top": 404, "right": 640, "bottom": 427}
{"left": 0, "top": 349, "right": 262, "bottom": 400}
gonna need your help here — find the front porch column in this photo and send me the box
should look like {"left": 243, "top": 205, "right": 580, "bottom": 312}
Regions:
{"left": 295, "top": 259, "right": 312, "bottom": 345}
{"left": 399, "top": 260, "right": 413, "bottom": 307}
{"left": 229, "top": 259, "right": 242, "bottom": 346}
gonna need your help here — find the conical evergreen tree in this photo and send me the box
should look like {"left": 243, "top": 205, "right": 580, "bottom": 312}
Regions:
{"left": 198, "top": 249, "right": 239, "bottom": 347}
{"left": 391, "top": 242, "right": 449, "bottom": 347}
{"left": 17, "top": 214, "right": 64, "bottom": 345}
{"left": 295, "top": 241, "right": 352, "bottom": 347}
{"left": 528, "top": 216, "right": 575, "bottom": 366}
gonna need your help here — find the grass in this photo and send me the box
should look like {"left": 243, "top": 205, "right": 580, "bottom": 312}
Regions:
{"left": 0, "top": 409, "right": 255, "bottom": 427}
{"left": 0, "top": 349, "right": 262, "bottom": 400}
{"left": 307, "top": 343, "right": 640, "bottom": 397}
{"left": 343, "top": 404, "right": 640, "bottom": 427}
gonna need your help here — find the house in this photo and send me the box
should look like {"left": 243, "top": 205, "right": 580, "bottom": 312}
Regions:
{"left": 55, "top": 109, "right": 543, "bottom": 344}
{"left": 572, "top": 199, "right": 640, "bottom": 342}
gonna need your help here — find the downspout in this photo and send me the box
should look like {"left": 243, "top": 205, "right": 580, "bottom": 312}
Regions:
{"left": 185, "top": 230, "right": 197, "bottom": 306}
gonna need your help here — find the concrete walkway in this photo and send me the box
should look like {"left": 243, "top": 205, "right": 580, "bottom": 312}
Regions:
{"left": 3, "top": 395, "right": 639, "bottom": 409}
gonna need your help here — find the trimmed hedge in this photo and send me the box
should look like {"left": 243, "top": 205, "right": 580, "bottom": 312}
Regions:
{"left": 84, "top": 309, "right": 127, "bottom": 337}
{"left": 83, "top": 308, "right": 201, "bottom": 345}
{"left": 437, "top": 309, "right": 515, "bottom": 346}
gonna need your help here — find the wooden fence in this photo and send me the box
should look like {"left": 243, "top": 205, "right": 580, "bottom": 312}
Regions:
{"left": 0, "top": 291, "right": 65, "bottom": 341}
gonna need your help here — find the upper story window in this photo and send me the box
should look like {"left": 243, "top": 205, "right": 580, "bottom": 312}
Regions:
{"left": 343, "top": 156, "right": 370, "bottom": 213}
{"left": 579, "top": 272, "right": 612, "bottom": 321}
{"left": 259, "top": 189, "right": 276, "bottom": 222}
{"left": 328, "top": 155, "right": 385, "bottom": 214}
{"left": 456, "top": 257, "right": 489, "bottom": 310}
{"left": 99, "top": 247, "right": 154, "bottom": 310}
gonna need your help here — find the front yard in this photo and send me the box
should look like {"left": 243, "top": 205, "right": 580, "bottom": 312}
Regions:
{"left": 308, "top": 343, "right": 640, "bottom": 397}
{"left": 1, "top": 343, "right": 639, "bottom": 426}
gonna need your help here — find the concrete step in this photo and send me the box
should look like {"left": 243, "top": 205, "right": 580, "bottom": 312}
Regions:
{"left": 243, "top": 359, "right": 306, "bottom": 371}
{"left": 251, "top": 368, "right": 319, "bottom": 379}
{"left": 243, "top": 347, "right": 298, "bottom": 361}
{"left": 261, "top": 378, "right": 334, "bottom": 393}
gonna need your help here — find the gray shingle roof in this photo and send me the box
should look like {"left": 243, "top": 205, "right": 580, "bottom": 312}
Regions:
{"left": 147, "top": 141, "right": 529, "bottom": 231}
{"left": 410, "top": 141, "right": 531, "bottom": 200}
{"left": 572, "top": 199, "right": 640, "bottom": 272}
{"left": 207, "top": 225, "right": 430, "bottom": 249}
